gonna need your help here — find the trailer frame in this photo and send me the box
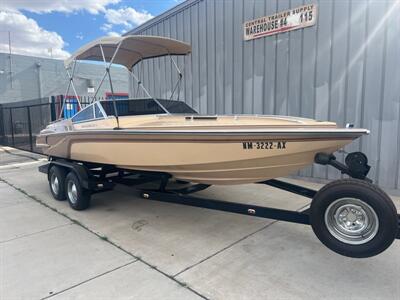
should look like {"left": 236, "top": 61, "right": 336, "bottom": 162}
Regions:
{"left": 39, "top": 157, "right": 400, "bottom": 240}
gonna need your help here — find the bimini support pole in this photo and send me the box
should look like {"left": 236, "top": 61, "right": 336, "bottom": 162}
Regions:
{"left": 99, "top": 43, "right": 121, "bottom": 129}
{"left": 130, "top": 69, "right": 170, "bottom": 114}
{"left": 92, "top": 71, "right": 107, "bottom": 102}
{"left": 169, "top": 55, "right": 183, "bottom": 101}
{"left": 59, "top": 60, "right": 81, "bottom": 119}
{"left": 135, "top": 60, "right": 144, "bottom": 98}
{"left": 68, "top": 62, "right": 82, "bottom": 109}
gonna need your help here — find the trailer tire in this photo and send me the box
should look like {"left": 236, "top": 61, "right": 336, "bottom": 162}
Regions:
{"left": 310, "top": 178, "right": 398, "bottom": 258}
{"left": 65, "top": 172, "right": 91, "bottom": 210}
{"left": 48, "top": 166, "right": 67, "bottom": 200}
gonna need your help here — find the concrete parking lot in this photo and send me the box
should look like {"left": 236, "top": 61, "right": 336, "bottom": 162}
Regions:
{"left": 1, "top": 146, "right": 399, "bottom": 299}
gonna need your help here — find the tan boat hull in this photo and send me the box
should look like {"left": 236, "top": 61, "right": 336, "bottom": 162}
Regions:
{"left": 36, "top": 114, "right": 368, "bottom": 184}
{"left": 38, "top": 131, "right": 353, "bottom": 184}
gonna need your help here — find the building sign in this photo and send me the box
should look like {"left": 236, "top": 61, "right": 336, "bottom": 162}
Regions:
{"left": 244, "top": 4, "right": 317, "bottom": 41}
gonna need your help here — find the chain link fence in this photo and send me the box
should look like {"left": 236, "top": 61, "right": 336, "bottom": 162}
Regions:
{"left": 0, "top": 96, "right": 92, "bottom": 153}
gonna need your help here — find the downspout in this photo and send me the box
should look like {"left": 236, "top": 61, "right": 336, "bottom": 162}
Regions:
{"left": 36, "top": 62, "right": 43, "bottom": 99}
{"left": 36, "top": 62, "right": 44, "bottom": 122}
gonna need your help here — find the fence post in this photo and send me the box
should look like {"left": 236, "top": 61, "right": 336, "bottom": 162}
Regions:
{"left": 9, "top": 108, "right": 15, "bottom": 147}
{"left": 50, "top": 96, "right": 56, "bottom": 121}
{"left": 27, "top": 106, "right": 33, "bottom": 152}
{"left": 0, "top": 106, "right": 4, "bottom": 145}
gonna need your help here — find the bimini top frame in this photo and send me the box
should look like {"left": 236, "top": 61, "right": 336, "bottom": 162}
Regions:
{"left": 60, "top": 35, "right": 192, "bottom": 123}
{"left": 64, "top": 35, "right": 191, "bottom": 71}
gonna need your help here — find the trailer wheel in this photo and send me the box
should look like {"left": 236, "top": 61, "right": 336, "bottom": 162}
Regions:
{"left": 48, "top": 166, "right": 67, "bottom": 200}
{"left": 310, "top": 179, "right": 398, "bottom": 258}
{"left": 65, "top": 172, "right": 91, "bottom": 210}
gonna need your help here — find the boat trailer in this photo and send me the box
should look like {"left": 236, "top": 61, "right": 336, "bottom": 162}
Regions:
{"left": 39, "top": 151, "right": 400, "bottom": 258}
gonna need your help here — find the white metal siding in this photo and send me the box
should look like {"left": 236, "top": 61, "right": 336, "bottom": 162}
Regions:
{"left": 128, "top": 0, "right": 400, "bottom": 189}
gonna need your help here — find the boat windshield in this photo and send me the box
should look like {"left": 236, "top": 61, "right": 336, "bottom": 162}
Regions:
{"left": 99, "top": 98, "right": 197, "bottom": 117}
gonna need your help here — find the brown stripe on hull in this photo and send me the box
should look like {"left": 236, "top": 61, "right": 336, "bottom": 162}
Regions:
{"left": 42, "top": 130, "right": 366, "bottom": 139}
{"left": 43, "top": 132, "right": 360, "bottom": 143}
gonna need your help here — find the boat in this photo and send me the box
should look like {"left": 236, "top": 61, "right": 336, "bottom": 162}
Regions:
{"left": 36, "top": 35, "right": 369, "bottom": 185}
{"left": 37, "top": 35, "right": 400, "bottom": 259}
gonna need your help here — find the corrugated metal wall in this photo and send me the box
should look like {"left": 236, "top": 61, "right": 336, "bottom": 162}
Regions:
{"left": 127, "top": 0, "right": 400, "bottom": 190}
{"left": 0, "top": 53, "right": 129, "bottom": 104}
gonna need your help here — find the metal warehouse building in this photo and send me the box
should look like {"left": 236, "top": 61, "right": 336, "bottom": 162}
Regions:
{"left": 127, "top": 0, "right": 400, "bottom": 190}
{"left": 0, "top": 53, "right": 129, "bottom": 104}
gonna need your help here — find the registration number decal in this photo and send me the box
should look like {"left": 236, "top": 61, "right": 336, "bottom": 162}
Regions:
{"left": 242, "top": 141, "right": 287, "bottom": 150}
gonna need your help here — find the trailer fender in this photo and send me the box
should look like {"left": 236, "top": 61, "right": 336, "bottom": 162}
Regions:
{"left": 39, "top": 160, "right": 91, "bottom": 190}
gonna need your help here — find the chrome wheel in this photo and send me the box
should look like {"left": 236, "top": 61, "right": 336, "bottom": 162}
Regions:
{"left": 67, "top": 181, "right": 78, "bottom": 205}
{"left": 50, "top": 173, "right": 59, "bottom": 195}
{"left": 324, "top": 198, "right": 379, "bottom": 245}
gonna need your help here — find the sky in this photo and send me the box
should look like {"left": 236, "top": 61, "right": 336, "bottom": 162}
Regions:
{"left": 0, "top": 0, "right": 182, "bottom": 59}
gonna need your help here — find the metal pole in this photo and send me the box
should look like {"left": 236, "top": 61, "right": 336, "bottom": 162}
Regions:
{"left": 135, "top": 61, "right": 142, "bottom": 97}
{"left": 60, "top": 72, "right": 72, "bottom": 118}
{"left": 8, "top": 31, "right": 12, "bottom": 88}
{"left": 36, "top": 63, "right": 44, "bottom": 123}
{"left": 107, "top": 69, "right": 120, "bottom": 128}
{"left": 60, "top": 66, "right": 73, "bottom": 118}
{"left": 93, "top": 71, "right": 108, "bottom": 101}
{"left": 0, "top": 106, "right": 4, "bottom": 145}
{"left": 133, "top": 69, "right": 139, "bottom": 98}
{"left": 27, "top": 106, "right": 33, "bottom": 152}
{"left": 60, "top": 60, "right": 80, "bottom": 118}
{"left": 68, "top": 61, "right": 82, "bottom": 109}
{"left": 9, "top": 109, "right": 14, "bottom": 147}
{"left": 50, "top": 96, "right": 56, "bottom": 121}
{"left": 170, "top": 56, "right": 182, "bottom": 75}
{"left": 36, "top": 63, "right": 42, "bottom": 98}
{"left": 100, "top": 44, "right": 121, "bottom": 128}
{"left": 169, "top": 77, "right": 181, "bottom": 100}
{"left": 93, "top": 43, "right": 114, "bottom": 100}
{"left": 169, "top": 56, "right": 183, "bottom": 101}
{"left": 130, "top": 71, "right": 170, "bottom": 114}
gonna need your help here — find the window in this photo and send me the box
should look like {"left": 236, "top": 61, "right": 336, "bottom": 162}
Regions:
{"left": 100, "top": 101, "right": 116, "bottom": 116}
{"left": 99, "top": 99, "right": 198, "bottom": 117}
{"left": 94, "top": 103, "right": 104, "bottom": 119}
{"left": 157, "top": 99, "right": 197, "bottom": 114}
{"left": 72, "top": 105, "right": 94, "bottom": 123}
{"left": 100, "top": 99, "right": 164, "bottom": 116}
